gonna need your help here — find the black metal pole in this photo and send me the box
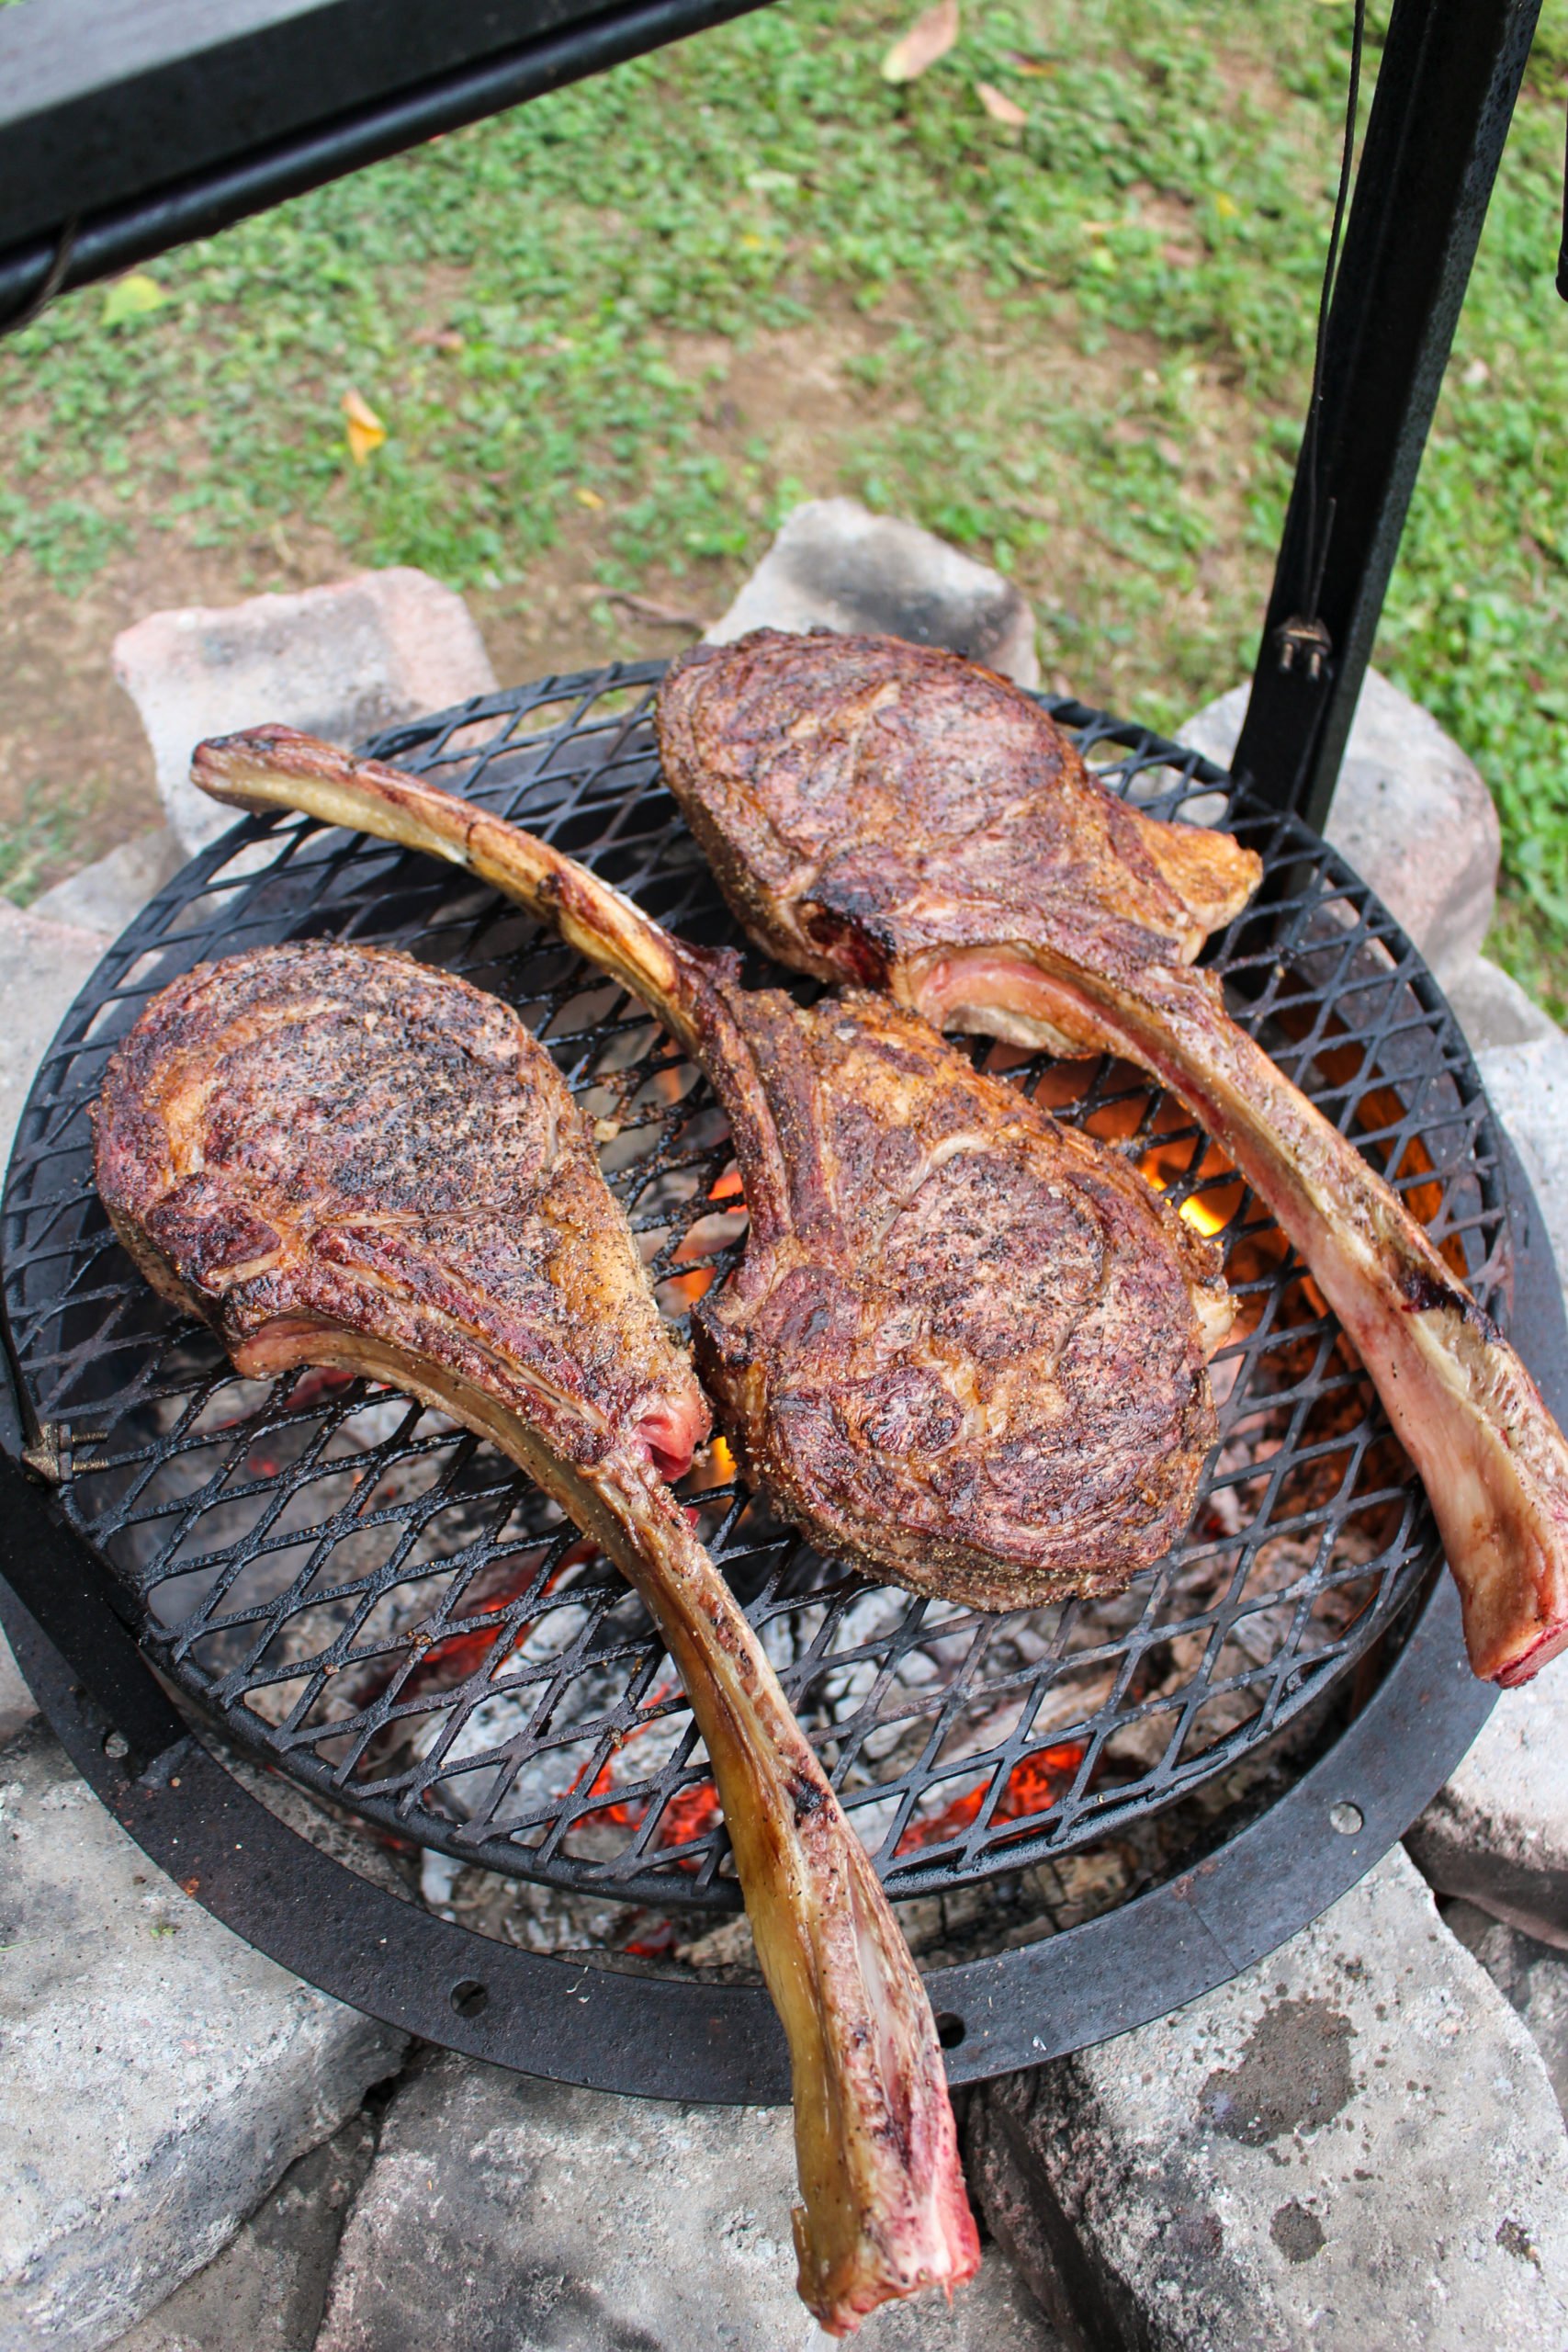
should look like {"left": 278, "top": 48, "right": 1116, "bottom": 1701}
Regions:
{"left": 1231, "top": 0, "right": 1543, "bottom": 830}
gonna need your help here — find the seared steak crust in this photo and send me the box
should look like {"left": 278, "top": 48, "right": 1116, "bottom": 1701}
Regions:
{"left": 700, "top": 985, "right": 1226, "bottom": 1606}
{"left": 193, "top": 729, "right": 1233, "bottom": 1612}
{"left": 94, "top": 941, "right": 705, "bottom": 1476}
{"left": 656, "top": 628, "right": 1262, "bottom": 992}
{"left": 192, "top": 727, "right": 1234, "bottom": 1614}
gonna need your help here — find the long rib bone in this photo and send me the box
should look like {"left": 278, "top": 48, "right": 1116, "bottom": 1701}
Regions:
{"left": 94, "top": 940, "right": 977, "bottom": 2334}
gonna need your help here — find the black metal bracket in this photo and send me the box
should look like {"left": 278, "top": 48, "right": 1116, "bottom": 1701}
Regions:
{"left": 1233, "top": 0, "right": 1544, "bottom": 831}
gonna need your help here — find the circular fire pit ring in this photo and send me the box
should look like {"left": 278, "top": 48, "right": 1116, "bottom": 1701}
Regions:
{"left": 3, "top": 659, "right": 1553, "bottom": 2093}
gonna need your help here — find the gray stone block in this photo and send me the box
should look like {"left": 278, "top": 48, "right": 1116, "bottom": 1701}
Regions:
{"left": 708, "top": 498, "right": 1039, "bottom": 686}
{"left": 28, "top": 829, "right": 186, "bottom": 941}
{"left": 0, "top": 1723, "right": 405, "bottom": 2351}
{"left": 0, "top": 1627, "right": 36, "bottom": 1745}
{"left": 1406, "top": 1668, "right": 1568, "bottom": 1952}
{"left": 0, "top": 899, "right": 112, "bottom": 1172}
{"left": 966, "top": 1849, "right": 1568, "bottom": 2351}
{"left": 113, "top": 569, "right": 497, "bottom": 854}
{"left": 1442, "top": 1899, "right": 1568, "bottom": 2127}
{"left": 1179, "top": 670, "right": 1500, "bottom": 986}
{"left": 1447, "top": 955, "right": 1562, "bottom": 1054}
{"left": 101, "top": 2112, "right": 376, "bottom": 2352}
{"left": 316, "top": 2053, "right": 1058, "bottom": 2352}
{"left": 1473, "top": 1035, "right": 1568, "bottom": 1298}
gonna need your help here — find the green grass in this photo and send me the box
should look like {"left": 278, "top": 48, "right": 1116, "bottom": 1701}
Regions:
{"left": 2, "top": 0, "right": 1566, "bottom": 1004}
{"left": 0, "top": 781, "right": 92, "bottom": 906}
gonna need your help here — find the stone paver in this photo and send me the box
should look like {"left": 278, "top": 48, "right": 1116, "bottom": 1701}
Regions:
{"left": 1406, "top": 1667, "right": 1568, "bottom": 1952}
{"left": 965, "top": 1849, "right": 1568, "bottom": 2351}
{"left": 0, "top": 1628, "right": 35, "bottom": 1745}
{"left": 102, "top": 2112, "right": 376, "bottom": 2352}
{"left": 0, "top": 899, "right": 111, "bottom": 1170}
{"left": 1472, "top": 1035, "right": 1568, "bottom": 1298}
{"left": 0, "top": 1723, "right": 405, "bottom": 2351}
{"left": 1180, "top": 669, "right": 1499, "bottom": 987}
{"left": 1444, "top": 1899, "right": 1568, "bottom": 2126}
{"left": 114, "top": 569, "right": 497, "bottom": 853}
{"left": 28, "top": 830, "right": 186, "bottom": 941}
{"left": 1447, "top": 955, "right": 1562, "bottom": 1053}
{"left": 708, "top": 497, "right": 1039, "bottom": 685}
{"left": 316, "top": 2053, "right": 1058, "bottom": 2352}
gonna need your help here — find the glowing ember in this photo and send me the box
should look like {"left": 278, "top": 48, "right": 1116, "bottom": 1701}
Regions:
{"left": 895, "top": 1742, "right": 1086, "bottom": 1855}
{"left": 570, "top": 1726, "right": 721, "bottom": 1867}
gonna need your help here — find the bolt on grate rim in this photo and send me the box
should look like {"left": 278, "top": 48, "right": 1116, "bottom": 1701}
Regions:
{"left": 0, "top": 662, "right": 1507, "bottom": 1913}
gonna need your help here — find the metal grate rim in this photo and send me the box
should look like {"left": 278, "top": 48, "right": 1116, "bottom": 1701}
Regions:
{"left": 0, "top": 659, "right": 1507, "bottom": 1914}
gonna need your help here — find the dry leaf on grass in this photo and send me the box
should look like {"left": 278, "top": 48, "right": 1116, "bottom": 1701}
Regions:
{"left": 881, "top": 0, "right": 959, "bottom": 85}
{"left": 976, "top": 81, "right": 1027, "bottom": 126}
{"left": 342, "top": 388, "right": 387, "bottom": 464}
{"left": 102, "top": 274, "right": 166, "bottom": 328}
{"left": 606, "top": 591, "right": 706, "bottom": 632}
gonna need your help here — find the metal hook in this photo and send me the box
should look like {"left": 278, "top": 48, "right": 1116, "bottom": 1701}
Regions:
{"left": 0, "top": 219, "right": 78, "bottom": 337}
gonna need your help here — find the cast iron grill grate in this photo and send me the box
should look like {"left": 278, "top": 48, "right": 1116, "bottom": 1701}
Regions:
{"left": 0, "top": 662, "right": 1507, "bottom": 1913}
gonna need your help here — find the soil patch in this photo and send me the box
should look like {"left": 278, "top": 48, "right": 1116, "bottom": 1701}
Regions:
{"left": 2, "top": 299, "right": 1262, "bottom": 895}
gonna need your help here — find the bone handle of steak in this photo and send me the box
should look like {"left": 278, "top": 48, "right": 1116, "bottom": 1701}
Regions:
{"left": 194, "top": 728, "right": 717, "bottom": 1058}
{"left": 193, "top": 730, "right": 791, "bottom": 1240}
{"left": 998, "top": 952, "right": 1568, "bottom": 1688}
{"left": 220, "top": 1317, "right": 976, "bottom": 2328}
{"left": 564, "top": 1456, "right": 978, "bottom": 2330}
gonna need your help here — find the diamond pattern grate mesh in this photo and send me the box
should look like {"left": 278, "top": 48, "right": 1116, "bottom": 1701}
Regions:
{"left": 0, "top": 662, "right": 1508, "bottom": 1910}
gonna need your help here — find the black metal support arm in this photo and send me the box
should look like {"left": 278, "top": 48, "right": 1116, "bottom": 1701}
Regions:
{"left": 1233, "top": 0, "right": 1543, "bottom": 830}
{"left": 0, "top": 0, "right": 775, "bottom": 331}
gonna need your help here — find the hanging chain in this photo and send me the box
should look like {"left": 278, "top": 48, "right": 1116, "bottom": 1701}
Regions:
{"left": 1276, "top": 0, "right": 1368, "bottom": 680}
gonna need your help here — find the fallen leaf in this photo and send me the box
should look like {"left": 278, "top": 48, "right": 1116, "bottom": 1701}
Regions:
{"left": 1213, "top": 191, "right": 1240, "bottom": 220}
{"left": 607, "top": 590, "right": 705, "bottom": 632}
{"left": 574, "top": 485, "right": 605, "bottom": 510}
{"left": 881, "top": 0, "right": 959, "bottom": 85}
{"left": 976, "top": 81, "right": 1027, "bottom": 125}
{"left": 1001, "top": 49, "right": 1055, "bottom": 74}
{"left": 342, "top": 388, "right": 387, "bottom": 464}
{"left": 102, "top": 273, "right": 166, "bottom": 328}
